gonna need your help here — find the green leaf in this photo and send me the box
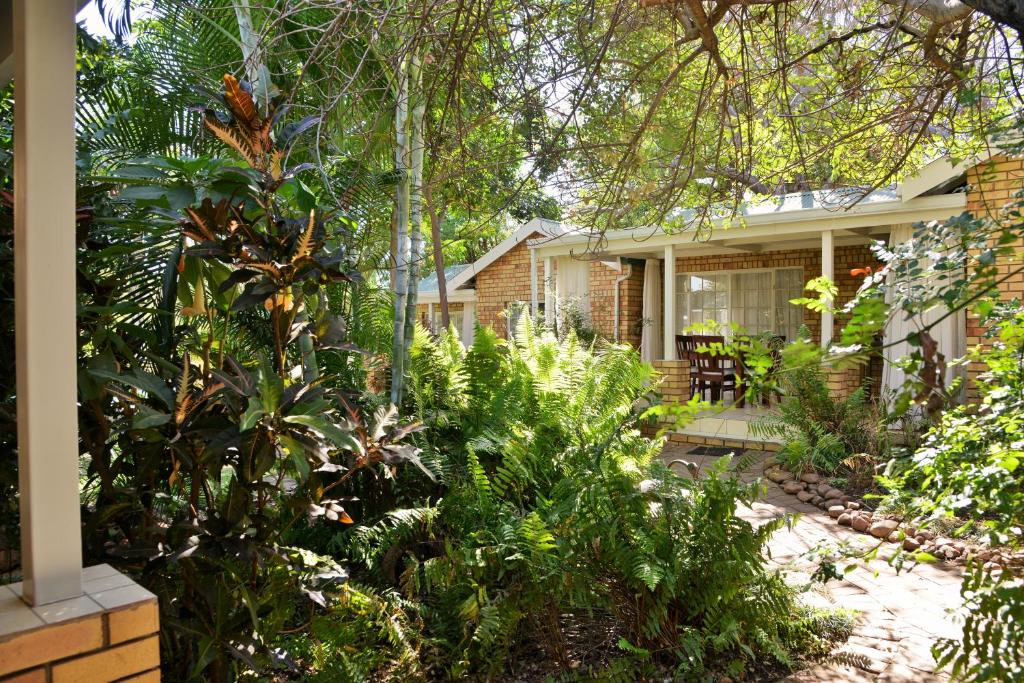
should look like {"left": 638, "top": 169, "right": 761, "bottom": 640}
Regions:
{"left": 283, "top": 414, "right": 363, "bottom": 455}
{"left": 278, "top": 434, "right": 310, "bottom": 481}
{"left": 132, "top": 407, "right": 172, "bottom": 430}
{"left": 256, "top": 356, "right": 283, "bottom": 414}
{"left": 89, "top": 368, "right": 174, "bottom": 409}
{"left": 240, "top": 396, "right": 264, "bottom": 432}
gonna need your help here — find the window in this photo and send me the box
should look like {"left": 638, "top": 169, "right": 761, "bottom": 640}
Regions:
{"left": 773, "top": 268, "right": 805, "bottom": 342}
{"left": 429, "top": 309, "right": 463, "bottom": 335}
{"left": 676, "top": 274, "right": 728, "bottom": 331}
{"left": 675, "top": 267, "right": 804, "bottom": 341}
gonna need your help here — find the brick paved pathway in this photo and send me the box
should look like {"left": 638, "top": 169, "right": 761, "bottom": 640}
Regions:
{"left": 662, "top": 446, "right": 965, "bottom": 683}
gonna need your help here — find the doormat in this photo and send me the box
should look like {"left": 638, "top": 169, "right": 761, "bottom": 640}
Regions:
{"left": 686, "top": 446, "right": 736, "bottom": 458}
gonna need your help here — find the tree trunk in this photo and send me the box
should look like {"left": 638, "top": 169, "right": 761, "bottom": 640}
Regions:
{"left": 403, "top": 52, "right": 425, "bottom": 376}
{"left": 390, "top": 55, "right": 411, "bottom": 405}
{"left": 424, "top": 185, "right": 450, "bottom": 329}
{"left": 389, "top": 209, "right": 398, "bottom": 293}
{"left": 960, "top": 0, "right": 1023, "bottom": 30}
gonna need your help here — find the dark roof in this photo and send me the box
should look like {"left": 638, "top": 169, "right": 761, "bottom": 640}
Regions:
{"left": 419, "top": 264, "right": 472, "bottom": 292}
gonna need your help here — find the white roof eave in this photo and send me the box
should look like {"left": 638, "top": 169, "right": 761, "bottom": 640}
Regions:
{"left": 529, "top": 192, "right": 966, "bottom": 257}
{"left": 445, "top": 217, "right": 564, "bottom": 291}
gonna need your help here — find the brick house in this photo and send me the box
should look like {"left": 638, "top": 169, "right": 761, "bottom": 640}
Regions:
{"left": 418, "top": 154, "right": 1023, "bottom": 449}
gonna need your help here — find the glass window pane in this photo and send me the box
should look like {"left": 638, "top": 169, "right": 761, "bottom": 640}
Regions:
{"left": 774, "top": 268, "right": 805, "bottom": 341}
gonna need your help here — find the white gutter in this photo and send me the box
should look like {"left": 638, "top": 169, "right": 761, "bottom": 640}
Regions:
{"left": 612, "top": 263, "right": 632, "bottom": 342}
{"left": 416, "top": 288, "right": 476, "bottom": 305}
{"left": 529, "top": 193, "right": 966, "bottom": 257}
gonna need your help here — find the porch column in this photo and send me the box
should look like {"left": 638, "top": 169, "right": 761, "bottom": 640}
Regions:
{"left": 529, "top": 247, "right": 538, "bottom": 317}
{"left": 821, "top": 229, "right": 834, "bottom": 348}
{"left": 427, "top": 302, "right": 433, "bottom": 330}
{"left": 663, "top": 244, "right": 676, "bottom": 360}
{"left": 14, "top": 0, "right": 83, "bottom": 605}
{"left": 543, "top": 256, "right": 554, "bottom": 325}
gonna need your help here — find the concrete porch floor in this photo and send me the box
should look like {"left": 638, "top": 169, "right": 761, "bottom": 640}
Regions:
{"left": 681, "top": 399, "right": 781, "bottom": 444}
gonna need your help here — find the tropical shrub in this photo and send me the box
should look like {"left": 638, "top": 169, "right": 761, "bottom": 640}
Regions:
{"left": 832, "top": 123, "right": 1024, "bottom": 681}
{"left": 878, "top": 303, "right": 1024, "bottom": 681}
{"left": 273, "top": 582, "right": 428, "bottom": 682}
{"left": 555, "top": 295, "right": 598, "bottom": 344}
{"left": 75, "top": 77, "right": 423, "bottom": 682}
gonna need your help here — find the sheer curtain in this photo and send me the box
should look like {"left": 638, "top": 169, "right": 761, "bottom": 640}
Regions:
{"left": 460, "top": 302, "right": 476, "bottom": 347}
{"left": 640, "top": 259, "right": 662, "bottom": 361}
{"left": 881, "top": 224, "right": 966, "bottom": 402}
{"left": 730, "top": 272, "right": 772, "bottom": 335}
{"left": 555, "top": 257, "right": 590, "bottom": 308}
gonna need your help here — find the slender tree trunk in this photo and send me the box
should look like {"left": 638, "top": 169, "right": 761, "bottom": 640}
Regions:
{"left": 424, "top": 185, "right": 450, "bottom": 329}
{"left": 390, "top": 55, "right": 411, "bottom": 405}
{"left": 389, "top": 210, "right": 398, "bottom": 293}
{"left": 296, "top": 288, "right": 319, "bottom": 383}
{"left": 403, "top": 52, "right": 425, "bottom": 375}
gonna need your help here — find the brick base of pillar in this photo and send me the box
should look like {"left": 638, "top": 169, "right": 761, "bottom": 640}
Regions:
{"left": 0, "top": 565, "right": 159, "bottom": 682}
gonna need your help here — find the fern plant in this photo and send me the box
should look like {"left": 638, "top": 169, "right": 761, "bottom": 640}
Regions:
{"left": 365, "top": 318, "right": 841, "bottom": 678}
{"left": 751, "top": 357, "right": 889, "bottom": 475}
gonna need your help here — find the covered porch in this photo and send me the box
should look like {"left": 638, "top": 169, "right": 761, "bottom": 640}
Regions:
{"left": 528, "top": 188, "right": 968, "bottom": 446}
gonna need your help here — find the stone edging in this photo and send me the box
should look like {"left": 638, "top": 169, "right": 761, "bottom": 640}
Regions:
{"left": 761, "top": 457, "right": 1021, "bottom": 576}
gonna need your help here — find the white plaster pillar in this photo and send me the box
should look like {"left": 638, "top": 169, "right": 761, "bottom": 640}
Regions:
{"left": 14, "top": 0, "right": 83, "bottom": 605}
{"left": 663, "top": 245, "right": 676, "bottom": 360}
{"left": 543, "top": 256, "right": 553, "bottom": 326}
{"left": 821, "top": 229, "right": 834, "bottom": 348}
{"left": 529, "top": 247, "right": 538, "bottom": 317}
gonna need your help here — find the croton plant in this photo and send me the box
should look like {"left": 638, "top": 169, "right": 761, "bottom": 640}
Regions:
{"left": 86, "top": 76, "right": 425, "bottom": 681}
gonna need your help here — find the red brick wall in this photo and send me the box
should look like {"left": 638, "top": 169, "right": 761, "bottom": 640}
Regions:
{"left": 619, "top": 264, "right": 645, "bottom": 347}
{"left": 474, "top": 235, "right": 547, "bottom": 338}
{"left": 587, "top": 260, "right": 645, "bottom": 346}
{"left": 965, "top": 154, "right": 1024, "bottom": 395}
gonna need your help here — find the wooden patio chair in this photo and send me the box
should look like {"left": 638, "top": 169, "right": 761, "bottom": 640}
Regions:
{"left": 675, "top": 334, "right": 700, "bottom": 397}
{"left": 692, "top": 334, "right": 737, "bottom": 402}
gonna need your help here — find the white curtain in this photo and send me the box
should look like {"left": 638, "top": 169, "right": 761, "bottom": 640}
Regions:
{"left": 460, "top": 302, "right": 476, "bottom": 347}
{"left": 640, "top": 259, "right": 663, "bottom": 362}
{"left": 555, "top": 257, "right": 590, "bottom": 310}
{"left": 881, "top": 224, "right": 966, "bottom": 403}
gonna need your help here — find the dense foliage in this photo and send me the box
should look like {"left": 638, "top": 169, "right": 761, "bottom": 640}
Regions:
{"left": 751, "top": 343, "right": 889, "bottom": 480}
{"left": 3, "top": 2, "right": 1022, "bottom": 680}
{"left": 274, "top": 322, "right": 850, "bottom": 680}
{"left": 67, "top": 77, "right": 427, "bottom": 681}
{"left": 879, "top": 305, "right": 1024, "bottom": 681}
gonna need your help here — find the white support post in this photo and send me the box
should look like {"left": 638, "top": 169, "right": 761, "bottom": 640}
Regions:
{"left": 543, "top": 256, "right": 554, "bottom": 327}
{"left": 821, "top": 229, "right": 834, "bottom": 349}
{"left": 14, "top": 0, "right": 83, "bottom": 606}
{"left": 427, "top": 302, "right": 433, "bottom": 331}
{"left": 529, "top": 247, "right": 539, "bottom": 317}
{"left": 663, "top": 245, "right": 676, "bottom": 360}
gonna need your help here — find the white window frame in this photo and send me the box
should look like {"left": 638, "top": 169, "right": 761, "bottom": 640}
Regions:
{"left": 675, "top": 267, "right": 804, "bottom": 339}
